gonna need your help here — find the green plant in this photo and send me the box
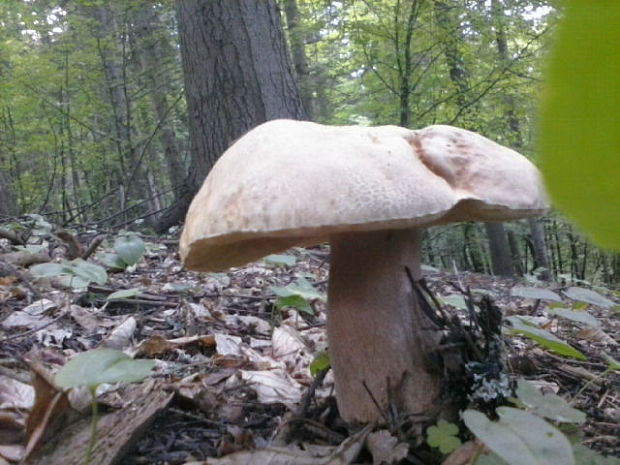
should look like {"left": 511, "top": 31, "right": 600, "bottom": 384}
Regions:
{"left": 55, "top": 348, "right": 155, "bottom": 465}
{"left": 98, "top": 233, "right": 146, "bottom": 270}
{"left": 31, "top": 259, "right": 108, "bottom": 290}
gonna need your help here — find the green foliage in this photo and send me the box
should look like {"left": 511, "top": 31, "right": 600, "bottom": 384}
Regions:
{"left": 539, "top": 1, "right": 620, "bottom": 251}
{"left": 510, "top": 286, "right": 562, "bottom": 302}
{"left": 31, "top": 258, "right": 108, "bottom": 290}
{"left": 515, "top": 379, "right": 585, "bottom": 424}
{"left": 113, "top": 233, "right": 146, "bottom": 266}
{"left": 271, "top": 278, "right": 326, "bottom": 315}
{"left": 264, "top": 254, "right": 297, "bottom": 267}
{"left": 309, "top": 351, "right": 331, "bottom": 377}
{"left": 506, "top": 316, "right": 586, "bottom": 360}
{"left": 464, "top": 407, "right": 574, "bottom": 465}
{"left": 563, "top": 287, "right": 617, "bottom": 310}
{"left": 106, "top": 288, "right": 143, "bottom": 301}
{"left": 55, "top": 348, "right": 155, "bottom": 390}
{"left": 426, "top": 419, "right": 462, "bottom": 455}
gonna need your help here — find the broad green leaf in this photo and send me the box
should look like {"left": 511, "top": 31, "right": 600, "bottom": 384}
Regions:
{"left": 506, "top": 316, "right": 586, "bottom": 360}
{"left": 463, "top": 408, "right": 574, "bottom": 465}
{"left": 309, "top": 351, "right": 331, "bottom": 376}
{"left": 275, "top": 294, "right": 313, "bottom": 315}
{"left": 511, "top": 287, "right": 562, "bottom": 302}
{"left": 98, "top": 252, "right": 127, "bottom": 270}
{"left": 264, "top": 254, "right": 297, "bottom": 267}
{"left": 57, "top": 274, "right": 91, "bottom": 290}
{"left": 563, "top": 287, "right": 616, "bottom": 309}
{"left": 55, "top": 348, "right": 155, "bottom": 389}
{"left": 70, "top": 259, "right": 108, "bottom": 286}
{"left": 546, "top": 308, "right": 599, "bottom": 328}
{"left": 272, "top": 278, "right": 325, "bottom": 302}
{"left": 572, "top": 444, "right": 620, "bottom": 465}
{"left": 426, "top": 420, "right": 461, "bottom": 454}
{"left": 539, "top": 1, "right": 620, "bottom": 251}
{"left": 107, "top": 288, "right": 143, "bottom": 300}
{"left": 114, "top": 234, "right": 146, "bottom": 266}
{"left": 30, "top": 262, "right": 67, "bottom": 278}
{"left": 515, "top": 379, "right": 586, "bottom": 424}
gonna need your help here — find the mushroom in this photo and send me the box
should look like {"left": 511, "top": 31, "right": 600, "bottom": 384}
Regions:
{"left": 180, "top": 120, "right": 548, "bottom": 423}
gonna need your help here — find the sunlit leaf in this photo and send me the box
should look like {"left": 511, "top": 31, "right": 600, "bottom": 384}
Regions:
{"left": 275, "top": 294, "right": 313, "bottom": 315}
{"left": 426, "top": 419, "right": 461, "bottom": 454}
{"left": 439, "top": 294, "right": 468, "bottom": 310}
{"left": 539, "top": 1, "right": 620, "bottom": 250}
{"left": 506, "top": 316, "right": 586, "bottom": 360}
{"left": 546, "top": 308, "right": 599, "bottom": 328}
{"left": 309, "top": 351, "right": 331, "bottom": 377}
{"left": 563, "top": 287, "right": 616, "bottom": 309}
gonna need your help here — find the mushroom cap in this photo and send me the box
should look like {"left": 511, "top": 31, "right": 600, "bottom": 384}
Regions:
{"left": 180, "top": 120, "right": 548, "bottom": 271}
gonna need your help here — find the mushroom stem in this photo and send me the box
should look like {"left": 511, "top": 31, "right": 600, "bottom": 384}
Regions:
{"left": 327, "top": 228, "right": 442, "bottom": 423}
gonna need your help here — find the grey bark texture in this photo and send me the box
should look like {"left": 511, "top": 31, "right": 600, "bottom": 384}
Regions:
{"left": 157, "top": 0, "right": 306, "bottom": 231}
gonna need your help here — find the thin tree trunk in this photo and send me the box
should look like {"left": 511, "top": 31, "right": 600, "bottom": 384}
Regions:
{"left": 491, "top": 0, "right": 550, "bottom": 280}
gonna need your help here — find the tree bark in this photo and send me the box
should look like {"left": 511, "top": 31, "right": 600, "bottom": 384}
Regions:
{"left": 130, "top": 4, "right": 186, "bottom": 190}
{"left": 158, "top": 0, "right": 306, "bottom": 231}
{"left": 283, "top": 0, "right": 313, "bottom": 118}
{"left": 490, "top": 0, "right": 550, "bottom": 280}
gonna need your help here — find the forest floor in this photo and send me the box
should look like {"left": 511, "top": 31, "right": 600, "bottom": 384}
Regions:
{"left": 0, "top": 230, "right": 618, "bottom": 465}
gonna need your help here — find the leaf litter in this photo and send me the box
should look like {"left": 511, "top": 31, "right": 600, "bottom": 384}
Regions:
{"left": 0, "top": 231, "right": 618, "bottom": 464}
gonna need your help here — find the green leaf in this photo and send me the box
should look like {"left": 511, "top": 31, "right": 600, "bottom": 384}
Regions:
{"left": 309, "top": 351, "right": 331, "bottom": 376}
{"left": 114, "top": 234, "right": 146, "bottom": 266}
{"left": 546, "top": 308, "right": 599, "bottom": 328}
{"left": 98, "top": 252, "right": 127, "bottom": 270}
{"left": 601, "top": 353, "right": 620, "bottom": 371}
{"left": 107, "top": 288, "right": 143, "bottom": 301}
{"left": 563, "top": 287, "right": 616, "bottom": 309}
{"left": 572, "top": 444, "right": 620, "bottom": 465}
{"left": 506, "top": 316, "right": 586, "bottom": 360}
{"left": 264, "top": 254, "right": 297, "bottom": 267}
{"left": 511, "top": 287, "right": 562, "bottom": 302}
{"left": 426, "top": 419, "right": 461, "bottom": 455}
{"left": 30, "top": 262, "right": 67, "bottom": 278}
{"left": 539, "top": 1, "right": 620, "bottom": 251}
{"left": 55, "top": 348, "right": 155, "bottom": 390}
{"left": 463, "top": 408, "right": 574, "bottom": 465}
{"left": 272, "top": 278, "right": 325, "bottom": 302}
{"left": 70, "top": 259, "right": 108, "bottom": 286}
{"left": 275, "top": 294, "right": 313, "bottom": 315}
{"left": 515, "top": 379, "right": 586, "bottom": 424}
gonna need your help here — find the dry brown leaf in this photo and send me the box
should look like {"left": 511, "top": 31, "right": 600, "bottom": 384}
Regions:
{"left": 441, "top": 440, "right": 484, "bottom": 465}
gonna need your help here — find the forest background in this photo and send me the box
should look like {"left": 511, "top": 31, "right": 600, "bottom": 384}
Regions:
{"left": 0, "top": 0, "right": 617, "bottom": 287}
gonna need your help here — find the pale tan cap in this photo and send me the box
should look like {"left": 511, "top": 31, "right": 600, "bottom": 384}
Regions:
{"left": 180, "top": 120, "right": 548, "bottom": 271}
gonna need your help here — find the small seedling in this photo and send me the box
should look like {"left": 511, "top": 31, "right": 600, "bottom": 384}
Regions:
{"left": 55, "top": 348, "right": 155, "bottom": 464}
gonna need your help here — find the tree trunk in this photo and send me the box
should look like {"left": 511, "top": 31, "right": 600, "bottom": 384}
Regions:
{"left": 130, "top": 4, "right": 186, "bottom": 191}
{"left": 158, "top": 0, "right": 306, "bottom": 231}
{"left": 283, "top": 0, "right": 313, "bottom": 119}
{"left": 485, "top": 222, "right": 514, "bottom": 276}
{"left": 85, "top": 3, "right": 150, "bottom": 215}
{"left": 434, "top": 0, "right": 514, "bottom": 277}
{"left": 491, "top": 0, "right": 550, "bottom": 280}
{"left": 0, "top": 168, "right": 17, "bottom": 217}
